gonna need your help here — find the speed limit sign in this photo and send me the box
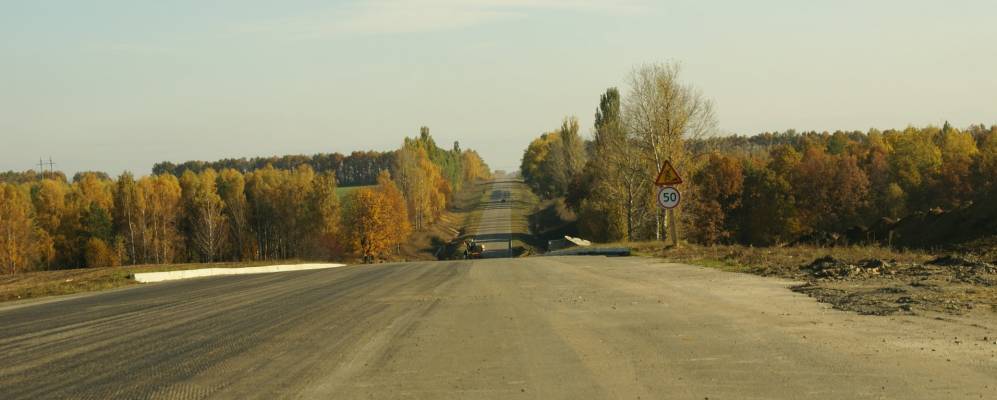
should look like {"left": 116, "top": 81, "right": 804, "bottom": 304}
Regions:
{"left": 657, "top": 186, "right": 680, "bottom": 209}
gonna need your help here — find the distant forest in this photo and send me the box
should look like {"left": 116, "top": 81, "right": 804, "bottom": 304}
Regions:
{"left": 0, "top": 128, "right": 491, "bottom": 274}
{"left": 521, "top": 63, "right": 997, "bottom": 247}
{"left": 151, "top": 151, "right": 398, "bottom": 188}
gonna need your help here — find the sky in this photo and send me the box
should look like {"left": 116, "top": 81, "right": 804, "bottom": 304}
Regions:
{"left": 2, "top": 0, "right": 996, "bottom": 176}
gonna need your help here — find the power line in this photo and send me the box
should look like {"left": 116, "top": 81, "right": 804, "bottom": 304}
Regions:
{"left": 36, "top": 157, "right": 56, "bottom": 179}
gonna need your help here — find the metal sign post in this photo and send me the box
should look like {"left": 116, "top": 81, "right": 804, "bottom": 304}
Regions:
{"left": 654, "top": 161, "right": 683, "bottom": 248}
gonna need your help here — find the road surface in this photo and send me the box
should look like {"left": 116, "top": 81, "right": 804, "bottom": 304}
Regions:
{"left": 465, "top": 178, "right": 530, "bottom": 258}
{"left": 2, "top": 180, "right": 996, "bottom": 399}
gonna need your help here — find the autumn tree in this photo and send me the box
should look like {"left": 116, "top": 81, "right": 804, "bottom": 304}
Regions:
{"left": 180, "top": 169, "right": 228, "bottom": 262}
{"left": 520, "top": 132, "right": 561, "bottom": 198}
{"left": 309, "top": 171, "right": 342, "bottom": 258}
{"left": 688, "top": 153, "right": 744, "bottom": 244}
{"left": 342, "top": 188, "right": 386, "bottom": 260}
{"left": 932, "top": 125, "right": 978, "bottom": 208}
{"left": 0, "top": 184, "right": 54, "bottom": 273}
{"left": 623, "top": 62, "right": 716, "bottom": 243}
{"left": 395, "top": 143, "right": 447, "bottom": 230}
{"left": 30, "top": 179, "right": 68, "bottom": 268}
{"left": 735, "top": 163, "right": 800, "bottom": 246}
{"left": 62, "top": 173, "right": 118, "bottom": 267}
{"left": 575, "top": 88, "right": 644, "bottom": 241}
{"left": 138, "top": 174, "right": 183, "bottom": 264}
{"left": 113, "top": 173, "right": 141, "bottom": 264}
{"left": 376, "top": 170, "right": 411, "bottom": 246}
{"left": 217, "top": 169, "right": 253, "bottom": 260}
{"left": 886, "top": 127, "right": 941, "bottom": 212}
{"left": 544, "top": 117, "right": 587, "bottom": 197}
{"left": 974, "top": 125, "right": 997, "bottom": 196}
{"left": 461, "top": 150, "right": 491, "bottom": 183}
{"left": 790, "top": 146, "right": 869, "bottom": 233}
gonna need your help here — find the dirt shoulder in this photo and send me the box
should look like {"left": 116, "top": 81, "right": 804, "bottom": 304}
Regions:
{"left": 585, "top": 242, "right": 997, "bottom": 318}
{"left": 0, "top": 260, "right": 298, "bottom": 303}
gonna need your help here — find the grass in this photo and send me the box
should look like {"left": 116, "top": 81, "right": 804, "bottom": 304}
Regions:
{"left": 0, "top": 260, "right": 303, "bottom": 303}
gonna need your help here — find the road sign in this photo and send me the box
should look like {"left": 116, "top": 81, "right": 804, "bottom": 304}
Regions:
{"left": 654, "top": 161, "right": 683, "bottom": 186}
{"left": 657, "top": 186, "right": 680, "bottom": 209}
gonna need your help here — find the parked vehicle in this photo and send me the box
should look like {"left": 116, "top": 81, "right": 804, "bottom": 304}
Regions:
{"left": 464, "top": 239, "right": 486, "bottom": 259}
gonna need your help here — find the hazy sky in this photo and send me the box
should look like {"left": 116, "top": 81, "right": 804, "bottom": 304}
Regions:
{"left": 2, "top": 0, "right": 995, "bottom": 176}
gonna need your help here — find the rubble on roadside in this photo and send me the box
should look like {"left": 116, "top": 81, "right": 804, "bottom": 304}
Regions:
{"left": 792, "top": 254, "right": 997, "bottom": 316}
{"left": 800, "top": 256, "right": 902, "bottom": 279}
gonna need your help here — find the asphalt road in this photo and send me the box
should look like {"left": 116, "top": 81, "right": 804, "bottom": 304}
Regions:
{"left": 2, "top": 180, "right": 996, "bottom": 399}
{"left": 3, "top": 257, "right": 997, "bottom": 399}
{"left": 466, "top": 178, "right": 526, "bottom": 258}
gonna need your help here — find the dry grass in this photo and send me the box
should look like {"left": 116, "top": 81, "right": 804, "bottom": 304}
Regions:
{"left": 0, "top": 260, "right": 299, "bottom": 303}
{"left": 587, "top": 241, "right": 997, "bottom": 316}
{"left": 591, "top": 241, "right": 934, "bottom": 278}
{"left": 672, "top": 243, "right": 933, "bottom": 279}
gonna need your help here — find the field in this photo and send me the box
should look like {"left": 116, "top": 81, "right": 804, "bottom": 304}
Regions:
{"left": 335, "top": 185, "right": 373, "bottom": 199}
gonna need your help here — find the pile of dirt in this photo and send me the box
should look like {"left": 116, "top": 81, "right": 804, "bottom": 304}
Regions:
{"left": 791, "top": 254, "right": 997, "bottom": 316}
{"left": 882, "top": 198, "right": 997, "bottom": 250}
{"left": 800, "top": 256, "right": 899, "bottom": 279}
{"left": 928, "top": 255, "right": 997, "bottom": 272}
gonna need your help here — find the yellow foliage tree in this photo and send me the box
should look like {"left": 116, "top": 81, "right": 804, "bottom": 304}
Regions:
{"left": 0, "top": 184, "right": 54, "bottom": 273}
{"left": 342, "top": 171, "right": 411, "bottom": 261}
{"left": 84, "top": 237, "right": 119, "bottom": 267}
{"left": 342, "top": 188, "right": 391, "bottom": 260}
{"left": 461, "top": 150, "right": 491, "bottom": 182}
{"left": 396, "top": 145, "right": 448, "bottom": 230}
{"left": 376, "top": 170, "right": 411, "bottom": 245}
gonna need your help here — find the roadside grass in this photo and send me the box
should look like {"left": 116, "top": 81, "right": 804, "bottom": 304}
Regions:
{"left": 587, "top": 241, "right": 934, "bottom": 278}
{"left": 0, "top": 260, "right": 303, "bottom": 303}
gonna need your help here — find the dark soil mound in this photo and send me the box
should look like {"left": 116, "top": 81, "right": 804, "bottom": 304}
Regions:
{"left": 802, "top": 256, "right": 895, "bottom": 279}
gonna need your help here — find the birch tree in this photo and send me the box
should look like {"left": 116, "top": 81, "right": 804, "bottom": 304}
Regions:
{"left": 623, "top": 62, "right": 716, "bottom": 242}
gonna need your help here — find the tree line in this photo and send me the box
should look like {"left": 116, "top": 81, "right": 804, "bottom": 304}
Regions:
{"left": 522, "top": 62, "right": 997, "bottom": 247}
{"left": 0, "top": 129, "right": 491, "bottom": 274}
{"left": 152, "top": 150, "right": 398, "bottom": 187}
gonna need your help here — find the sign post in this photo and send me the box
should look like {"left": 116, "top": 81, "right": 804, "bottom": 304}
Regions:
{"left": 654, "top": 161, "right": 683, "bottom": 248}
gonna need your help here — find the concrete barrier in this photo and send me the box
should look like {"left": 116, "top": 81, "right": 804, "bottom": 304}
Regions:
{"left": 131, "top": 263, "right": 347, "bottom": 283}
{"left": 545, "top": 247, "right": 631, "bottom": 257}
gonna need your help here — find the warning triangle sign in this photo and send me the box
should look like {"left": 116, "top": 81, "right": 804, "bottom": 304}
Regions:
{"left": 654, "top": 161, "right": 683, "bottom": 186}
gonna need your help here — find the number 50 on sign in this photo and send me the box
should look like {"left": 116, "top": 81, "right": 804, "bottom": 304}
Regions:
{"left": 657, "top": 186, "right": 680, "bottom": 209}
